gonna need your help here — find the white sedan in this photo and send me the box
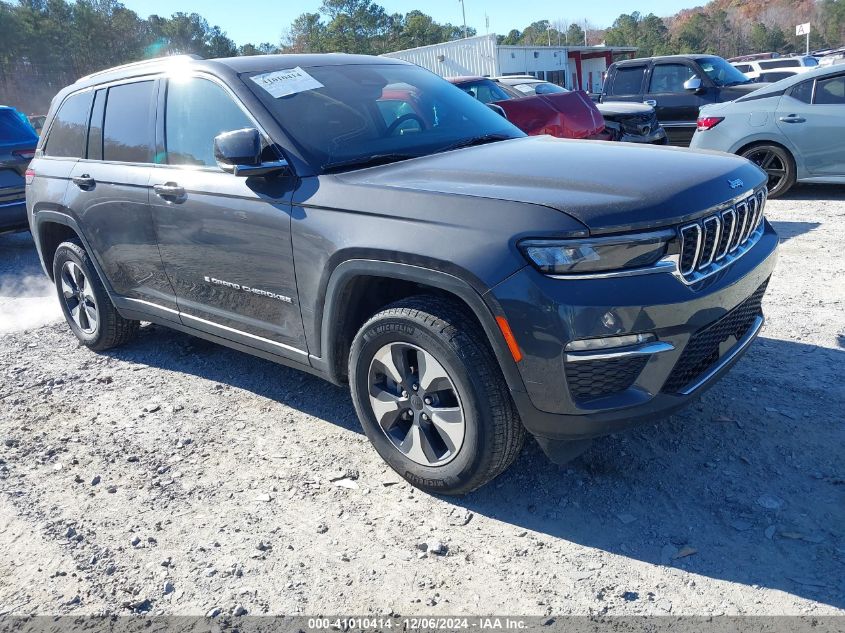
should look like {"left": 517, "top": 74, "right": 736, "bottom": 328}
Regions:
{"left": 691, "top": 65, "right": 845, "bottom": 197}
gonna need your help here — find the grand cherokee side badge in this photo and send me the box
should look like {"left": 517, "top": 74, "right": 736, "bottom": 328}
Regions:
{"left": 728, "top": 178, "right": 744, "bottom": 189}
{"left": 203, "top": 276, "right": 294, "bottom": 304}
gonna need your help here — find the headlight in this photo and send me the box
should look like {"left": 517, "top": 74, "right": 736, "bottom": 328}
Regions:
{"left": 520, "top": 230, "right": 674, "bottom": 275}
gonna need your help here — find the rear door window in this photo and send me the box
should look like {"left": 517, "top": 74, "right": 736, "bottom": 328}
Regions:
{"left": 608, "top": 65, "right": 646, "bottom": 96}
{"left": 43, "top": 92, "right": 93, "bottom": 158}
{"left": 814, "top": 75, "right": 845, "bottom": 104}
{"left": 760, "top": 59, "right": 800, "bottom": 69}
{"left": 103, "top": 81, "right": 155, "bottom": 163}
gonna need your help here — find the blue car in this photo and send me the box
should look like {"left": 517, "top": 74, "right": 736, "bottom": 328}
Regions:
{"left": 1, "top": 105, "right": 38, "bottom": 233}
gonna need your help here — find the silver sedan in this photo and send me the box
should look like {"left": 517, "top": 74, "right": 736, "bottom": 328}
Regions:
{"left": 690, "top": 65, "right": 845, "bottom": 197}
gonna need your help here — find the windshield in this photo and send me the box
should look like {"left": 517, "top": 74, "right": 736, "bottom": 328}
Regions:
{"left": 698, "top": 56, "right": 753, "bottom": 86}
{"left": 453, "top": 78, "right": 513, "bottom": 104}
{"left": 525, "top": 82, "right": 568, "bottom": 95}
{"left": 0, "top": 109, "right": 38, "bottom": 144}
{"left": 243, "top": 64, "right": 523, "bottom": 172}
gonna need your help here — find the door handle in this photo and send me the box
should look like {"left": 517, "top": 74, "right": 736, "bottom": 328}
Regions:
{"left": 153, "top": 183, "right": 186, "bottom": 200}
{"left": 779, "top": 115, "right": 806, "bottom": 123}
{"left": 643, "top": 99, "right": 657, "bottom": 106}
{"left": 72, "top": 175, "right": 95, "bottom": 190}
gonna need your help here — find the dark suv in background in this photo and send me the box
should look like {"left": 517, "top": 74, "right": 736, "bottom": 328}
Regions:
{"left": 27, "top": 54, "right": 778, "bottom": 494}
{"left": 1, "top": 105, "right": 38, "bottom": 233}
{"left": 600, "top": 54, "right": 763, "bottom": 146}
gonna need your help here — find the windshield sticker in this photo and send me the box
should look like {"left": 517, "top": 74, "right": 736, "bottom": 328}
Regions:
{"left": 250, "top": 67, "right": 324, "bottom": 98}
{"left": 514, "top": 84, "right": 535, "bottom": 93}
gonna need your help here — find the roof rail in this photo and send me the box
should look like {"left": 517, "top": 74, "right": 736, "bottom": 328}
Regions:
{"left": 76, "top": 54, "right": 203, "bottom": 83}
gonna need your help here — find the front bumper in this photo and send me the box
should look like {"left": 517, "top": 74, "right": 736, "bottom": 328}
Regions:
{"left": 619, "top": 127, "right": 668, "bottom": 144}
{"left": 489, "top": 220, "right": 779, "bottom": 445}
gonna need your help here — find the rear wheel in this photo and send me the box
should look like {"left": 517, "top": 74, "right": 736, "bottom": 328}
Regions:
{"left": 53, "top": 240, "right": 138, "bottom": 351}
{"left": 349, "top": 296, "right": 525, "bottom": 495}
{"left": 740, "top": 143, "right": 796, "bottom": 198}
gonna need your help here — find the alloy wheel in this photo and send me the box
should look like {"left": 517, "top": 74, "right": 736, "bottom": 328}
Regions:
{"left": 367, "top": 342, "right": 465, "bottom": 467}
{"left": 60, "top": 261, "right": 98, "bottom": 334}
{"left": 744, "top": 147, "right": 787, "bottom": 194}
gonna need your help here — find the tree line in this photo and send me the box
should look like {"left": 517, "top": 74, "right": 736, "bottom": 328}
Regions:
{"left": 0, "top": 0, "right": 474, "bottom": 111}
{"left": 501, "top": 1, "right": 844, "bottom": 58}
{"left": 2, "top": 0, "right": 844, "bottom": 113}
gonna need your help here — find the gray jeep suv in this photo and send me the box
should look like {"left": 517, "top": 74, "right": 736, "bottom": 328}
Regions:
{"left": 26, "top": 54, "right": 778, "bottom": 494}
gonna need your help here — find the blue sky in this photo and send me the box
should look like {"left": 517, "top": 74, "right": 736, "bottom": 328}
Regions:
{"left": 120, "top": 0, "right": 699, "bottom": 46}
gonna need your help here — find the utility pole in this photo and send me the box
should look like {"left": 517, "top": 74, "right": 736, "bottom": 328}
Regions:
{"left": 584, "top": 19, "right": 588, "bottom": 46}
{"left": 459, "top": 0, "right": 467, "bottom": 39}
{"left": 548, "top": 24, "right": 552, "bottom": 46}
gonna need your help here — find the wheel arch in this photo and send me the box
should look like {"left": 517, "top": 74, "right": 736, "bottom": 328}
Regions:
{"left": 734, "top": 137, "right": 794, "bottom": 159}
{"left": 32, "top": 211, "right": 112, "bottom": 295}
{"left": 313, "top": 259, "right": 527, "bottom": 395}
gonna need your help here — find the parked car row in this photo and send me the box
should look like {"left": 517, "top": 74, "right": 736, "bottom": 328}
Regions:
{"left": 25, "top": 53, "right": 778, "bottom": 493}
{"left": 731, "top": 55, "right": 818, "bottom": 82}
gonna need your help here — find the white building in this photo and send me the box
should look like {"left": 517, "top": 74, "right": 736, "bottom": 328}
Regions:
{"left": 382, "top": 34, "right": 637, "bottom": 93}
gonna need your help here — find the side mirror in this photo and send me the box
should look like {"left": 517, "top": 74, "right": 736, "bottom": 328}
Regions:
{"left": 487, "top": 103, "right": 509, "bottom": 119}
{"left": 683, "top": 77, "right": 703, "bottom": 92}
{"left": 213, "top": 128, "right": 289, "bottom": 177}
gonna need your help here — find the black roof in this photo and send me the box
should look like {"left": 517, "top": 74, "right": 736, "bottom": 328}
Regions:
{"left": 614, "top": 54, "right": 717, "bottom": 66}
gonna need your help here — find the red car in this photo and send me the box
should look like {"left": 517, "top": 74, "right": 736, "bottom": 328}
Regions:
{"left": 447, "top": 76, "right": 611, "bottom": 141}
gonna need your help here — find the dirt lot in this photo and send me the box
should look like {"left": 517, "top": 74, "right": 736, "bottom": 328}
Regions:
{"left": 0, "top": 186, "right": 843, "bottom": 618}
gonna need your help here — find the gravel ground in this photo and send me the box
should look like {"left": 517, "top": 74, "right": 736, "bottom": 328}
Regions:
{"left": 0, "top": 185, "right": 843, "bottom": 618}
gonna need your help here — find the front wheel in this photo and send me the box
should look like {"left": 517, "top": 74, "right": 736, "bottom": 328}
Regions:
{"left": 740, "top": 143, "right": 796, "bottom": 198}
{"left": 349, "top": 296, "right": 525, "bottom": 495}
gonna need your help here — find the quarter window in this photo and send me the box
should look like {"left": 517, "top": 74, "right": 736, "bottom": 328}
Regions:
{"left": 608, "top": 65, "right": 646, "bottom": 95}
{"left": 103, "top": 81, "right": 155, "bottom": 163}
{"left": 790, "top": 80, "right": 814, "bottom": 103}
{"left": 649, "top": 64, "right": 696, "bottom": 93}
{"left": 165, "top": 77, "right": 253, "bottom": 167}
{"left": 43, "top": 91, "right": 93, "bottom": 158}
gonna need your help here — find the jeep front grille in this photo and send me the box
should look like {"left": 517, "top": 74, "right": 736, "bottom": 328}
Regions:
{"left": 678, "top": 189, "right": 766, "bottom": 283}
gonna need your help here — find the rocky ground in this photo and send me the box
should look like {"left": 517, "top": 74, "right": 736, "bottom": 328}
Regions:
{"left": 0, "top": 186, "right": 843, "bottom": 618}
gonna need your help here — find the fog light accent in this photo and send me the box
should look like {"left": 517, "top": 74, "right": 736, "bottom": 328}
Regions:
{"left": 565, "top": 333, "right": 656, "bottom": 352}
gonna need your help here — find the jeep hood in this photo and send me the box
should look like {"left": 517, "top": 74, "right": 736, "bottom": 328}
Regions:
{"left": 340, "top": 135, "right": 767, "bottom": 234}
